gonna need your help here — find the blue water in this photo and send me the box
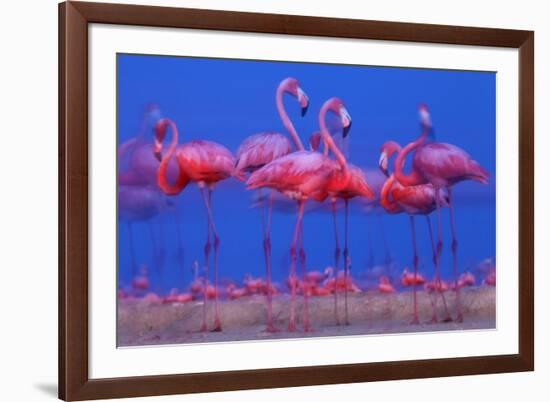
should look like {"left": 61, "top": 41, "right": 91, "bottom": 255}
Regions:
{"left": 117, "top": 53, "right": 496, "bottom": 293}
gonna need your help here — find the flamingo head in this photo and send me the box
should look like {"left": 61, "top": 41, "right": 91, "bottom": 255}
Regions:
{"left": 153, "top": 118, "right": 169, "bottom": 161}
{"left": 378, "top": 141, "right": 402, "bottom": 177}
{"left": 418, "top": 103, "right": 432, "bottom": 128}
{"left": 280, "top": 77, "right": 310, "bottom": 116}
{"left": 324, "top": 266, "right": 334, "bottom": 278}
{"left": 145, "top": 103, "right": 162, "bottom": 122}
{"left": 324, "top": 97, "right": 352, "bottom": 137}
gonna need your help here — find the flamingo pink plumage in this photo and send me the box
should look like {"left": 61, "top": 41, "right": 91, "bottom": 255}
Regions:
{"left": 154, "top": 118, "right": 236, "bottom": 332}
{"left": 393, "top": 104, "right": 489, "bottom": 322}
{"left": 379, "top": 140, "right": 451, "bottom": 323}
{"left": 234, "top": 77, "right": 309, "bottom": 332}
{"left": 247, "top": 97, "right": 353, "bottom": 332}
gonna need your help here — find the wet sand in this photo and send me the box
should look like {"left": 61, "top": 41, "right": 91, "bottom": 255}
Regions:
{"left": 117, "top": 286, "right": 495, "bottom": 347}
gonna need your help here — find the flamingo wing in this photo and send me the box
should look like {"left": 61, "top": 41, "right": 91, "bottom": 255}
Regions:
{"left": 246, "top": 151, "right": 333, "bottom": 198}
{"left": 414, "top": 143, "right": 489, "bottom": 186}
{"left": 392, "top": 182, "right": 438, "bottom": 215}
{"left": 343, "top": 164, "right": 376, "bottom": 199}
{"left": 177, "top": 140, "right": 236, "bottom": 183}
{"left": 235, "top": 132, "right": 293, "bottom": 175}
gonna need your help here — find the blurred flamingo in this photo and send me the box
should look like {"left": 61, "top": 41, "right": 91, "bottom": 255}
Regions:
{"left": 310, "top": 130, "right": 375, "bottom": 325}
{"left": 118, "top": 185, "right": 168, "bottom": 292}
{"left": 155, "top": 118, "right": 236, "bottom": 332}
{"left": 304, "top": 267, "right": 333, "bottom": 286}
{"left": 131, "top": 264, "right": 150, "bottom": 293}
{"left": 401, "top": 267, "right": 426, "bottom": 287}
{"left": 118, "top": 105, "right": 183, "bottom": 287}
{"left": 379, "top": 140, "right": 451, "bottom": 323}
{"left": 247, "top": 97, "right": 353, "bottom": 332}
{"left": 483, "top": 270, "right": 496, "bottom": 286}
{"left": 234, "top": 77, "right": 309, "bottom": 331}
{"left": 393, "top": 104, "right": 489, "bottom": 322}
{"left": 378, "top": 276, "right": 396, "bottom": 294}
{"left": 456, "top": 272, "right": 476, "bottom": 288}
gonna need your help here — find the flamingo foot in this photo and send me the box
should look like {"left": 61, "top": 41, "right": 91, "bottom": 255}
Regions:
{"left": 200, "top": 324, "right": 207, "bottom": 332}
{"left": 442, "top": 315, "right": 453, "bottom": 323}
{"left": 288, "top": 321, "right": 296, "bottom": 332}
{"left": 455, "top": 313, "right": 464, "bottom": 323}
{"left": 211, "top": 319, "right": 222, "bottom": 332}
{"left": 428, "top": 315, "right": 438, "bottom": 324}
{"left": 410, "top": 316, "right": 420, "bottom": 325}
{"left": 264, "top": 324, "right": 280, "bottom": 333}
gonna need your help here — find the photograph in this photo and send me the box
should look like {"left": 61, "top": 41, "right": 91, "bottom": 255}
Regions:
{"left": 116, "top": 53, "right": 497, "bottom": 347}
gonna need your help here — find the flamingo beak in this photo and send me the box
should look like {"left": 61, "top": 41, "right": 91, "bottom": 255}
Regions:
{"left": 298, "top": 88, "right": 309, "bottom": 116}
{"left": 153, "top": 141, "right": 162, "bottom": 162}
{"left": 341, "top": 107, "right": 352, "bottom": 137}
{"left": 379, "top": 152, "right": 388, "bottom": 176}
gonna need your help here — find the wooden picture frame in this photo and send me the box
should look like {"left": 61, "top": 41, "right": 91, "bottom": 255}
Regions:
{"left": 59, "top": 1, "right": 534, "bottom": 400}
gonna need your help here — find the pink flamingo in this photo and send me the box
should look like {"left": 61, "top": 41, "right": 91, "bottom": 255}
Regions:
{"left": 378, "top": 276, "right": 396, "bottom": 294}
{"left": 234, "top": 77, "right": 309, "bottom": 332}
{"left": 379, "top": 140, "right": 451, "bottom": 323}
{"left": 304, "top": 267, "right": 333, "bottom": 286}
{"left": 154, "top": 118, "right": 235, "bottom": 332}
{"left": 393, "top": 104, "right": 489, "bottom": 322}
{"left": 247, "top": 97, "right": 352, "bottom": 332}
{"left": 483, "top": 269, "right": 496, "bottom": 286}
{"left": 310, "top": 131, "right": 375, "bottom": 325}
{"left": 118, "top": 105, "right": 183, "bottom": 286}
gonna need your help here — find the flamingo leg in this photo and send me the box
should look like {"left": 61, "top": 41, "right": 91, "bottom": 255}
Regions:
{"left": 174, "top": 204, "right": 186, "bottom": 290}
{"left": 426, "top": 215, "right": 451, "bottom": 322}
{"left": 127, "top": 222, "right": 137, "bottom": 279}
{"left": 199, "top": 186, "right": 211, "bottom": 332}
{"left": 148, "top": 221, "right": 164, "bottom": 295}
{"left": 409, "top": 215, "right": 420, "bottom": 325}
{"left": 263, "top": 190, "right": 277, "bottom": 332}
{"left": 158, "top": 216, "right": 167, "bottom": 276}
{"left": 377, "top": 213, "right": 392, "bottom": 267}
{"left": 288, "top": 200, "right": 305, "bottom": 332}
{"left": 207, "top": 187, "right": 222, "bottom": 332}
{"left": 343, "top": 199, "right": 350, "bottom": 326}
{"left": 298, "top": 215, "right": 310, "bottom": 332}
{"left": 434, "top": 190, "right": 452, "bottom": 324}
{"left": 447, "top": 187, "right": 463, "bottom": 323}
{"left": 331, "top": 198, "right": 341, "bottom": 326}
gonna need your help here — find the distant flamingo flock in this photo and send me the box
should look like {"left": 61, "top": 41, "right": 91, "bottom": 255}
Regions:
{"left": 118, "top": 77, "right": 495, "bottom": 333}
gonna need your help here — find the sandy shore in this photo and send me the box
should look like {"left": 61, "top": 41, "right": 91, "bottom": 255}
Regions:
{"left": 117, "top": 286, "right": 495, "bottom": 346}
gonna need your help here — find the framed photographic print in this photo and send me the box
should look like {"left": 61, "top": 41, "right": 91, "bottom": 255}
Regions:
{"left": 59, "top": 1, "right": 534, "bottom": 400}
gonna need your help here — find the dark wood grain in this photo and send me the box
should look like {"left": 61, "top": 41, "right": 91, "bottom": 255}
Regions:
{"left": 518, "top": 33, "right": 535, "bottom": 370}
{"left": 59, "top": 2, "right": 89, "bottom": 400}
{"left": 58, "top": 1, "right": 534, "bottom": 400}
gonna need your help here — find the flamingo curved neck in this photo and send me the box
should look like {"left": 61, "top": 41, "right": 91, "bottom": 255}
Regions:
{"left": 276, "top": 85, "right": 304, "bottom": 151}
{"left": 136, "top": 110, "right": 151, "bottom": 142}
{"left": 118, "top": 138, "right": 138, "bottom": 160}
{"left": 319, "top": 104, "right": 348, "bottom": 172}
{"left": 157, "top": 119, "right": 188, "bottom": 195}
{"left": 393, "top": 126, "right": 429, "bottom": 187}
{"left": 380, "top": 175, "right": 402, "bottom": 214}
